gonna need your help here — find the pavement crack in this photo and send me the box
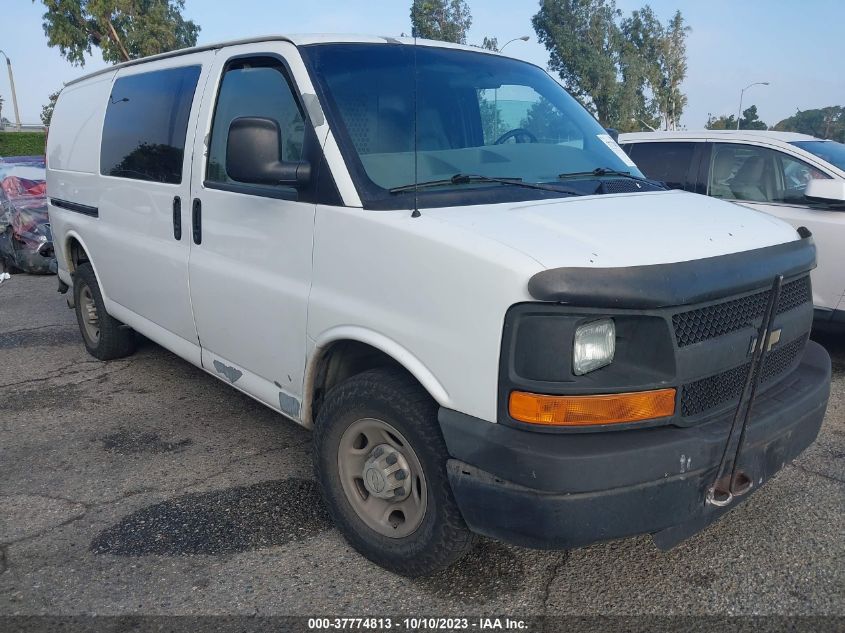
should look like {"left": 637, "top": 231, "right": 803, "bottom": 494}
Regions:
{"left": 0, "top": 359, "right": 132, "bottom": 391}
{"left": 0, "top": 544, "right": 7, "bottom": 575}
{"left": 0, "top": 508, "right": 88, "bottom": 549}
{"left": 541, "top": 551, "right": 568, "bottom": 613}
{"left": 0, "top": 360, "right": 103, "bottom": 390}
{"left": 89, "top": 445, "right": 293, "bottom": 508}
{"left": 29, "top": 493, "right": 93, "bottom": 510}
{"left": 2, "top": 324, "right": 71, "bottom": 335}
{"left": 791, "top": 463, "right": 845, "bottom": 485}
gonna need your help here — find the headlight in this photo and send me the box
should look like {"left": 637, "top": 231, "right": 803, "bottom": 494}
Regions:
{"left": 573, "top": 318, "right": 615, "bottom": 375}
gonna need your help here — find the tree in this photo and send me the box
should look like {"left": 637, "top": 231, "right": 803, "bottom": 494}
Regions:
{"left": 35, "top": 0, "right": 200, "bottom": 66}
{"left": 738, "top": 105, "right": 767, "bottom": 130}
{"left": 773, "top": 106, "right": 844, "bottom": 142}
{"left": 41, "top": 90, "right": 61, "bottom": 126}
{"left": 410, "top": 0, "right": 472, "bottom": 44}
{"left": 655, "top": 11, "right": 689, "bottom": 130}
{"left": 706, "top": 105, "right": 767, "bottom": 130}
{"left": 481, "top": 36, "right": 498, "bottom": 51}
{"left": 520, "top": 97, "right": 580, "bottom": 142}
{"left": 619, "top": 6, "right": 661, "bottom": 130}
{"left": 532, "top": 0, "right": 689, "bottom": 130}
{"left": 478, "top": 92, "right": 503, "bottom": 142}
{"left": 705, "top": 113, "right": 737, "bottom": 130}
{"left": 532, "top": 0, "right": 625, "bottom": 127}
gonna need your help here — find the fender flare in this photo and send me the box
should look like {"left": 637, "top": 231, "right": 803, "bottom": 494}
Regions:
{"left": 63, "top": 230, "right": 111, "bottom": 305}
{"left": 301, "top": 325, "right": 451, "bottom": 427}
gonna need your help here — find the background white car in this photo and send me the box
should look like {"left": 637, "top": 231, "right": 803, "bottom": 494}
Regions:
{"left": 620, "top": 130, "right": 845, "bottom": 329}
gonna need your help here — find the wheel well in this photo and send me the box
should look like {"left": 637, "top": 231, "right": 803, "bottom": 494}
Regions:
{"left": 65, "top": 236, "right": 90, "bottom": 273}
{"left": 310, "top": 341, "right": 417, "bottom": 421}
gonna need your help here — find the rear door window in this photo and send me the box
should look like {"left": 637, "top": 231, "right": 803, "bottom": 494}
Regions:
{"left": 100, "top": 65, "right": 201, "bottom": 184}
{"left": 627, "top": 142, "right": 695, "bottom": 189}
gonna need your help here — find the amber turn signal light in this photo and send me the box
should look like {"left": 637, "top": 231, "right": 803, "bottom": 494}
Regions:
{"left": 509, "top": 388, "right": 676, "bottom": 426}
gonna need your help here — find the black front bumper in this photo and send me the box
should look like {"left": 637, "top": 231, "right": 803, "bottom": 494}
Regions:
{"left": 440, "top": 340, "right": 831, "bottom": 550}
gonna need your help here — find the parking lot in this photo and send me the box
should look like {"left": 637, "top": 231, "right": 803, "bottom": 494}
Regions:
{"left": 0, "top": 274, "right": 843, "bottom": 616}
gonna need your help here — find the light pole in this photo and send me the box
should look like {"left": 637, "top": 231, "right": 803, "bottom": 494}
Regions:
{"left": 737, "top": 81, "right": 769, "bottom": 130}
{"left": 0, "top": 49, "right": 21, "bottom": 131}
{"left": 499, "top": 35, "right": 529, "bottom": 52}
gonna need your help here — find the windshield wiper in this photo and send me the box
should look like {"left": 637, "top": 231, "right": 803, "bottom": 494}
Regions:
{"left": 558, "top": 167, "right": 662, "bottom": 187}
{"left": 389, "top": 173, "right": 582, "bottom": 195}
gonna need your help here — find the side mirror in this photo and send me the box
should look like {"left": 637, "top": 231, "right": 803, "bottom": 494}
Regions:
{"left": 604, "top": 128, "right": 620, "bottom": 143}
{"left": 805, "top": 178, "right": 845, "bottom": 203}
{"left": 226, "top": 117, "right": 310, "bottom": 188}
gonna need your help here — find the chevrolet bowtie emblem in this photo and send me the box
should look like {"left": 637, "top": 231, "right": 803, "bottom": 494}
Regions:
{"left": 749, "top": 328, "right": 782, "bottom": 355}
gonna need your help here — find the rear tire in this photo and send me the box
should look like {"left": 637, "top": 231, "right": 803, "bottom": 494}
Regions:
{"left": 313, "top": 368, "right": 475, "bottom": 577}
{"left": 73, "top": 263, "right": 136, "bottom": 360}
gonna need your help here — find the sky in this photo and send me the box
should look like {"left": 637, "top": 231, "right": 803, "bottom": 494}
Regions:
{"left": 1, "top": 0, "right": 842, "bottom": 128}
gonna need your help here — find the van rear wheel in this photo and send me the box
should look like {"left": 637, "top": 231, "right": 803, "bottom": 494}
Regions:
{"left": 313, "top": 368, "right": 475, "bottom": 576}
{"left": 73, "top": 263, "right": 136, "bottom": 360}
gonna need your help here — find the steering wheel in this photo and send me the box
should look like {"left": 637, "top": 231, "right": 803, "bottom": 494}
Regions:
{"left": 494, "top": 128, "right": 538, "bottom": 144}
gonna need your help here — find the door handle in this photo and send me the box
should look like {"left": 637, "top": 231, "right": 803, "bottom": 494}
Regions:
{"left": 192, "top": 198, "right": 201, "bottom": 245}
{"left": 172, "top": 196, "right": 182, "bottom": 240}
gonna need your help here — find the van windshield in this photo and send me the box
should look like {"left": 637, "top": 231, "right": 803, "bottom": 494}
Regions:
{"left": 301, "top": 43, "right": 645, "bottom": 209}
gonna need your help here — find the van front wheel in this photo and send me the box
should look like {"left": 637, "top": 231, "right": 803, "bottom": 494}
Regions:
{"left": 73, "top": 263, "right": 136, "bottom": 360}
{"left": 314, "top": 368, "right": 475, "bottom": 576}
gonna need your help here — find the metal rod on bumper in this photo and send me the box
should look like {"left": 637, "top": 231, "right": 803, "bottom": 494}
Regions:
{"left": 706, "top": 275, "right": 783, "bottom": 507}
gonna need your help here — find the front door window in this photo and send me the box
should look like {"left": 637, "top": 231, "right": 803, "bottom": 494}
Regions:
{"left": 708, "top": 143, "right": 830, "bottom": 204}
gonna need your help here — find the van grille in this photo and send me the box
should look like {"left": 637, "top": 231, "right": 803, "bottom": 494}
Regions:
{"left": 673, "top": 276, "right": 811, "bottom": 347}
{"left": 680, "top": 334, "right": 808, "bottom": 417}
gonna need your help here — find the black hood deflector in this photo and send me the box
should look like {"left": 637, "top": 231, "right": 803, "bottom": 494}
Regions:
{"left": 527, "top": 231, "right": 816, "bottom": 309}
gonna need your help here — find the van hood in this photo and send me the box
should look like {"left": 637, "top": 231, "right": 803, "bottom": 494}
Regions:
{"left": 422, "top": 189, "right": 800, "bottom": 270}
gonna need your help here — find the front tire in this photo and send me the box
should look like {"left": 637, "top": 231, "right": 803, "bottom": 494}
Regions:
{"left": 313, "top": 368, "right": 475, "bottom": 576}
{"left": 73, "top": 263, "right": 136, "bottom": 360}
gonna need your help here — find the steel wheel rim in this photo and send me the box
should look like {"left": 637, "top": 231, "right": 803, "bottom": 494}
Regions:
{"left": 79, "top": 284, "right": 100, "bottom": 344}
{"left": 337, "top": 417, "right": 427, "bottom": 538}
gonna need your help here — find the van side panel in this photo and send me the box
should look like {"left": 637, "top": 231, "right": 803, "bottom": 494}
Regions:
{"left": 48, "top": 54, "right": 214, "bottom": 368}
{"left": 47, "top": 73, "right": 116, "bottom": 279}
{"left": 48, "top": 74, "right": 115, "bottom": 174}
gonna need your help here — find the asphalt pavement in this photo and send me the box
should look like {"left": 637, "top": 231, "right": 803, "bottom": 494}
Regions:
{"left": 0, "top": 274, "right": 843, "bottom": 616}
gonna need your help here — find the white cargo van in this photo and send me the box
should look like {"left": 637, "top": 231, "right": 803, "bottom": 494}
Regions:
{"left": 47, "top": 35, "right": 831, "bottom": 576}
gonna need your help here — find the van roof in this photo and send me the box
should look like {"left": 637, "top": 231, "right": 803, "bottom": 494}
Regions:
{"left": 64, "top": 34, "right": 506, "bottom": 87}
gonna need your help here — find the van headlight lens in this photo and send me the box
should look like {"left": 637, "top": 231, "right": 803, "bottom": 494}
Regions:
{"left": 573, "top": 318, "right": 615, "bottom": 375}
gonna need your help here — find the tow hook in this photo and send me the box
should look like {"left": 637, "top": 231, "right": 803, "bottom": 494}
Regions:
{"left": 706, "top": 471, "right": 753, "bottom": 507}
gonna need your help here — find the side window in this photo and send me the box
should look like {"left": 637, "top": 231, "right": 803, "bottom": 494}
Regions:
{"left": 772, "top": 152, "right": 831, "bottom": 204}
{"left": 101, "top": 65, "right": 201, "bottom": 184}
{"left": 707, "top": 143, "right": 828, "bottom": 204}
{"left": 206, "top": 58, "right": 305, "bottom": 192}
{"left": 627, "top": 142, "right": 694, "bottom": 189}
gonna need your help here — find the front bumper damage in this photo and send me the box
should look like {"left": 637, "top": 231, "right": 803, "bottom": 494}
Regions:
{"left": 440, "top": 340, "right": 830, "bottom": 550}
